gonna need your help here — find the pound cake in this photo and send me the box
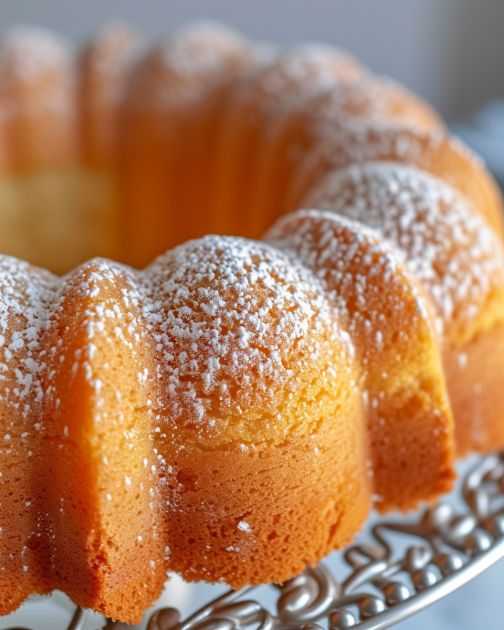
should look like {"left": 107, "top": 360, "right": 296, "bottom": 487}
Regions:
{"left": 0, "top": 22, "right": 503, "bottom": 624}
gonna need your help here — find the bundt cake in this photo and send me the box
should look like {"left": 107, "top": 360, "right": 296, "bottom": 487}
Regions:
{"left": 0, "top": 21, "right": 502, "bottom": 624}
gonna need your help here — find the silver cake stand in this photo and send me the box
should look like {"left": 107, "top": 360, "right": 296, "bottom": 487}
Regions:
{"left": 5, "top": 452, "right": 504, "bottom": 630}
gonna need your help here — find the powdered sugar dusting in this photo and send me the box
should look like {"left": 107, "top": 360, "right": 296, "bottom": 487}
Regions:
{"left": 0, "top": 26, "right": 73, "bottom": 119}
{"left": 128, "top": 23, "right": 254, "bottom": 109}
{"left": 142, "top": 235, "right": 340, "bottom": 425}
{"left": 82, "top": 23, "right": 139, "bottom": 106}
{"left": 243, "top": 44, "right": 362, "bottom": 112}
{"left": 0, "top": 235, "right": 346, "bottom": 439}
{"left": 267, "top": 209, "right": 430, "bottom": 361}
{"left": 0, "top": 257, "right": 59, "bottom": 431}
{"left": 0, "top": 240, "right": 347, "bottom": 586}
{"left": 0, "top": 26, "right": 70, "bottom": 82}
{"left": 132, "top": 22, "right": 250, "bottom": 106}
{"left": 292, "top": 120, "right": 445, "bottom": 205}
{"left": 306, "top": 74, "right": 439, "bottom": 130}
{"left": 51, "top": 258, "right": 146, "bottom": 404}
{"left": 305, "top": 162, "right": 504, "bottom": 336}
{"left": 315, "top": 120, "right": 442, "bottom": 170}
{"left": 166, "top": 22, "right": 247, "bottom": 74}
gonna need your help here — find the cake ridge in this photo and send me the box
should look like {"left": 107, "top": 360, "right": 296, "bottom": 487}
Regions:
{"left": 0, "top": 26, "right": 71, "bottom": 80}
{"left": 288, "top": 118, "right": 504, "bottom": 238}
{"left": 303, "top": 161, "right": 504, "bottom": 342}
{"left": 143, "top": 234, "right": 349, "bottom": 433}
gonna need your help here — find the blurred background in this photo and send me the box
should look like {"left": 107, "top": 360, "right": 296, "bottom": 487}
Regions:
{"left": 3, "top": 0, "right": 504, "bottom": 182}
{"left": 1, "top": 0, "right": 504, "bottom": 121}
{"left": 0, "top": 1, "right": 504, "bottom": 628}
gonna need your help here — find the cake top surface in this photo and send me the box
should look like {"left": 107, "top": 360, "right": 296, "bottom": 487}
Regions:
{"left": 143, "top": 235, "right": 346, "bottom": 429}
{"left": 304, "top": 74, "right": 441, "bottom": 131}
{"left": 235, "top": 43, "right": 363, "bottom": 113}
{"left": 0, "top": 257, "right": 59, "bottom": 424}
{"left": 126, "top": 22, "right": 251, "bottom": 106}
{"left": 0, "top": 26, "right": 70, "bottom": 82}
{"left": 305, "top": 162, "right": 504, "bottom": 341}
{"left": 267, "top": 208, "right": 433, "bottom": 363}
{"left": 0, "top": 234, "right": 356, "bottom": 445}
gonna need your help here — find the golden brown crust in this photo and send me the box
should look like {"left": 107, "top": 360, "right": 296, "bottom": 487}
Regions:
{"left": 39, "top": 261, "right": 165, "bottom": 622}
{"left": 266, "top": 210, "right": 455, "bottom": 511}
{"left": 164, "top": 433, "right": 370, "bottom": 588}
{"left": 78, "top": 24, "right": 140, "bottom": 169}
{"left": 445, "top": 323, "right": 504, "bottom": 456}
{"left": 119, "top": 23, "right": 254, "bottom": 267}
{"left": 249, "top": 74, "right": 443, "bottom": 234}
{"left": 0, "top": 27, "right": 76, "bottom": 171}
{"left": 211, "top": 46, "right": 365, "bottom": 241}
{"left": 303, "top": 162, "right": 504, "bottom": 346}
{"left": 289, "top": 121, "right": 504, "bottom": 237}
{"left": 300, "top": 162, "right": 504, "bottom": 462}
{"left": 0, "top": 260, "right": 56, "bottom": 617}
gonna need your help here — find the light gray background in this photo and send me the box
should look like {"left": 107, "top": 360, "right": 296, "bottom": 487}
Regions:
{"left": 0, "top": 2, "right": 503, "bottom": 628}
